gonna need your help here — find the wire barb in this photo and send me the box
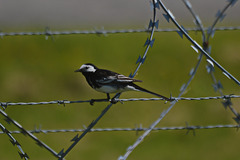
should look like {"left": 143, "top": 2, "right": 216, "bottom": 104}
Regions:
{"left": 0, "top": 102, "right": 8, "bottom": 110}
{"left": 0, "top": 109, "right": 60, "bottom": 158}
{"left": 0, "top": 123, "right": 29, "bottom": 160}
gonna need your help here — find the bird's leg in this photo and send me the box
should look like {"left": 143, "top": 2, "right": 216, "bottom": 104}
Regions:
{"left": 107, "top": 93, "right": 110, "bottom": 100}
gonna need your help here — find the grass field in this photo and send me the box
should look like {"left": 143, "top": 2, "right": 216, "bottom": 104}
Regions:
{"left": 0, "top": 29, "right": 240, "bottom": 160}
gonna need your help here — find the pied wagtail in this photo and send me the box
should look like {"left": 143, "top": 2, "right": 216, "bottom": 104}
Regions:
{"left": 75, "top": 63, "right": 172, "bottom": 104}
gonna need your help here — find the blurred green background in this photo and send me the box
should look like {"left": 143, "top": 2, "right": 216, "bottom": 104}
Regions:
{"left": 0, "top": 28, "right": 240, "bottom": 160}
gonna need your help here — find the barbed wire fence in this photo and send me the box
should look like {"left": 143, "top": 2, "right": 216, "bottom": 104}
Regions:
{"left": 0, "top": 0, "right": 240, "bottom": 159}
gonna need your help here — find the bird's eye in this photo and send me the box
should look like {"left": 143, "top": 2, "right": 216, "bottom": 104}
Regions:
{"left": 85, "top": 67, "right": 89, "bottom": 69}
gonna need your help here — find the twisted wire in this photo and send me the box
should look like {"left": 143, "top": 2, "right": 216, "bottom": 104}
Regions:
{"left": 0, "top": 123, "right": 28, "bottom": 160}
{"left": 0, "top": 109, "right": 60, "bottom": 159}
{"left": 0, "top": 26, "right": 240, "bottom": 37}
{"left": 1, "top": 95, "right": 239, "bottom": 109}
{"left": 0, "top": 124, "right": 238, "bottom": 135}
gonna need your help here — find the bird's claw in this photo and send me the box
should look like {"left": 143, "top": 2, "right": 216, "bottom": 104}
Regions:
{"left": 110, "top": 98, "right": 118, "bottom": 104}
{"left": 90, "top": 99, "right": 95, "bottom": 105}
{"left": 164, "top": 96, "right": 175, "bottom": 104}
{"left": 168, "top": 93, "right": 175, "bottom": 102}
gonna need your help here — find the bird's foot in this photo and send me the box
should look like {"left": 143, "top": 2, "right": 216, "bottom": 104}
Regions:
{"left": 110, "top": 98, "right": 118, "bottom": 104}
{"left": 167, "top": 94, "right": 175, "bottom": 102}
{"left": 90, "top": 99, "right": 96, "bottom": 105}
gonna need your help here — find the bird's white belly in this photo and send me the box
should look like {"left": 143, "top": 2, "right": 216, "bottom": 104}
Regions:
{"left": 95, "top": 85, "right": 135, "bottom": 93}
{"left": 95, "top": 85, "right": 119, "bottom": 93}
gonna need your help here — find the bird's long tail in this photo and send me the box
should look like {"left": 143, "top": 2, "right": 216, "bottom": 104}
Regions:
{"left": 131, "top": 83, "right": 172, "bottom": 101}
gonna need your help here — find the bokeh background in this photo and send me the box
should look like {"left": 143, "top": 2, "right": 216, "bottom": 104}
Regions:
{"left": 0, "top": 0, "right": 240, "bottom": 159}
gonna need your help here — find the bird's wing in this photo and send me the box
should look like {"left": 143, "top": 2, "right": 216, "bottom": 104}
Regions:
{"left": 96, "top": 69, "right": 142, "bottom": 84}
{"left": 115, "top": 74, "right": 142, "bottom": 82}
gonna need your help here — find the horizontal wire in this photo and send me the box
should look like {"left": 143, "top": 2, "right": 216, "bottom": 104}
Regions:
{"left": 0, "top": 124, "right": 238, "bottom": 135}
{"left": 0, "top": 26, "right": 240, "bottom": 37}
{"left": 0, "top": 95, "right": 239, "bottom": 108}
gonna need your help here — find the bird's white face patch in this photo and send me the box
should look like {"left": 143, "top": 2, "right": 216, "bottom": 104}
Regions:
{"left": 80, "top": 64, "right": 97, "bottom": 72}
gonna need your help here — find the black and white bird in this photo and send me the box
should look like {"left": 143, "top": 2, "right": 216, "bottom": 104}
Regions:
{"left": 75, "top": 63, "right": 172, "bottom": 104}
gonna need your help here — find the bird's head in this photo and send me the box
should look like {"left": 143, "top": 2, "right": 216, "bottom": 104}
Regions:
{"left": 75, "top": 63, "right": 98, "bottom": 73}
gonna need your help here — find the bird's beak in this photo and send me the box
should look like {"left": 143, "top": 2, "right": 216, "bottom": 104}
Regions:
{"left": 74, "top": 69, "right": 82, "bottom": 72}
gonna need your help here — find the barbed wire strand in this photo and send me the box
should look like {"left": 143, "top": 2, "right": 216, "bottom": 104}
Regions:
{"left": 119, "top": 0, "right": 239, "bottom": 159}
{"left": 0, "top": 109, "right": 61, "bottom": 159}
{"left": 183, "top": 0, "right": 240, "bottom": 123}
{"left": 162, "top": 0, "right": 240, "bottom": 86}
{"left": 0, "top": 124, "right": 239, "bottom": 135}
{"left": 182, "top": 0, "right": 206, "bottom": 40}
{"left": 0, "top": 26, "right": 240, "bottom": 38}
{"left": 203, "top": 0, "right": 240, "bottom": 123}
{"left": 1, "top": 95, "right": 240, "bottom": 109}
{"left": 57, "top": 101, "right": 115, "bottom": 160}
{"left": 206, "top": 0, "right": 237, "bottom": 41}
{"left": 0, "top": 123, "right": 29, "bottom": 160}
{"left": 57, "top": 1, "right": 158, "bottom": 159}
